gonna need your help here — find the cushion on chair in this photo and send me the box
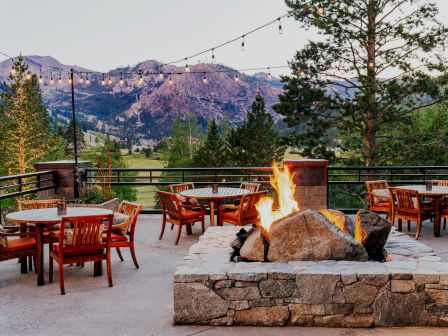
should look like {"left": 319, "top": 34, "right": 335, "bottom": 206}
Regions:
{"left": 0, "top": 237, "right": 35, "bottom": 253}
{"left": 63, "top": 224, "right": 104, "bottom": 247}
{"left": 372, "top": 189, "right": 390, "bottom": 203}
{"left": 175, "top": 194, "right": 199, "bottom": 206}
{"left": 180, "top": 208, "right": 203, "bottom": 219}
{"left": 112, "top": 212, "right": 130, "bottom": 236}
{"left": 0, "top": 225, "right": 7, "bottom": 248}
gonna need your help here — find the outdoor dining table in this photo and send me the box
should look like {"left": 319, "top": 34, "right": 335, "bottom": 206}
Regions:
{"left": 6, "top": 207, "right": 113, "bottom": 286}
{"left": 394, "top": 185, "right": 448, "bottom": 237}
{"left": 180, "top": 187, "right": 250, "bottom": 226}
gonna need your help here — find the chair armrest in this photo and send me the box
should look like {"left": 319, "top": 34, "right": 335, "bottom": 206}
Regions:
{"left": 219, "top": 204, "right": 239, "bottom": 211}
{"left": 179, "top": 204, "right": 206, "bottom": 211}
{"left": 111, "top": 220, "right": 132, "bottom": 229}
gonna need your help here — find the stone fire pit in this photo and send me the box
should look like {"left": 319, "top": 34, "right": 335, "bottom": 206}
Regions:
{"left": 174, "top": 226, "right": 448, "bottom": 327}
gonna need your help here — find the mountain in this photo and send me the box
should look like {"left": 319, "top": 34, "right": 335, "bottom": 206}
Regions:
{"left": 0, "top": 56, "right": 284, "bottom": 142}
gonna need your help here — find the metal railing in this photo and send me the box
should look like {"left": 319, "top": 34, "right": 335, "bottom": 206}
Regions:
{"left": 0, "top": 170, "right": 56, "bottom": 201}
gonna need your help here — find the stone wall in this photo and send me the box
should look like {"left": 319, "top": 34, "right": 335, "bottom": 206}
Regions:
{"left": 174, "top": 227, "right": 448, "bottom": 327}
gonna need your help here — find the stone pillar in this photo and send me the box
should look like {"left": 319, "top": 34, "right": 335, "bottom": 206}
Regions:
{"left": 34, "top": 160, "right": 92, "bottom": 200}
{"left": 284, "top": 159, "right": 328, "bottom": 210}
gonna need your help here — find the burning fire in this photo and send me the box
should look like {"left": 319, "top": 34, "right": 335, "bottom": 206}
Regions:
{"left": 256, "top": 162, "right": 299, "bottom": 231}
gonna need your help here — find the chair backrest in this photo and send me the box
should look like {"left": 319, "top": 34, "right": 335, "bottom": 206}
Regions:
{"left": 389, "top": 187, "right": 420, "bottom": 214}
{"left": 18, "top": 199, "right": 61, "bottom": 211}
{"left": 168, "top": 183, "right": 194, "bottom": 194}
{"left": 433, "top": 180, "right": 448, "bottom": 186}
{"left": 238, "top": 191, "right": 269, "bottom": 220}
{"left": 59, "top": 214, "right": 114, "bottom": 252}
{"left": 365, "top": 180, "right": 389, "bottom": 206}
{"left": 117, "top": 201, "right": 142, "bottom": 236}
{"left": 157, "top": 191, "right": 181, "bottom": 218}
{"left": 240, "top": 183, "right": 261, "bottom": 193}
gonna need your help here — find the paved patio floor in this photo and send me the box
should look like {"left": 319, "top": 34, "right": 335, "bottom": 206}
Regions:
{"left": 1, "top": 214, "right": 448, "bottom": 336}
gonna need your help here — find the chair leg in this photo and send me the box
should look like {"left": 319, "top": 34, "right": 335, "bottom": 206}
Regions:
{"left": 201, "top": 218, "right": 205, "bottom": 234}
{"left": 444, "top": 218, "right": 446, "bottom": 230}
{"left": 130, "top": 245, "right": 139, "bottom": 269}
{"left": 407, "top": 220, "right": 411, "bottom": 231}
{"left": 398, "top": 219, "right": 402, "bottom": 231}
{"left": 58, "top": 260, "right": 65, "bottom": 295}
{"left": 33, "top": 256, "right": 38, "bottom": 274}
{"left": 106, "top": 256, "right": 113, "bottom": 287}
{"left": 116, "top": 247, "right": 124, "bottom": 262}
{"left": 49, "top": 255, "right": 54, "bottom": 283}
{"left": 28, "top": 256, "right": 33, "bottom": 272}
{"left": 415, "top": 219, "right": 422, "bottom": 240}
{"left": 159, "top": 215, "right": 167, "bottom": 240}
{"left": 175, "top": 224, "right": 182, "bottom": 245}
{"left": 170, "top": 224, "right": 174, "bottom": 230}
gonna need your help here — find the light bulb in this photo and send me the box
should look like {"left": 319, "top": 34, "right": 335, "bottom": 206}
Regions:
{"left": 368, "top": 61, "right": 374, "bottom": 69}
{"left": 211, "top": 49, "right": 215, "bottom": 64}
{"left": 101, "top": 74, "right": 106, "bottom": 85}
{"left": 108, "top": 76, "right": 112, "bottom": 84}
{"left": 203, "top": 73, "right": 207, "bottom": 84}
{"left": 139, "top": 72, "right": 143, "bottom": 84}
{"left": 119, "top": 72, "right": 124, "bottom": 85}
{"left": 268, "top": 68, "right": 272, "bottom": 79}
{"left": 10, "top": 66, "right": 16, "bottom": 76}
{"left": 26, "top": 72, "right": 32, "bottom": 80}
{"left": 68, "top": 78, "right": 73, "bottom": 84}
{"left": 50, "top": 77, "right": 54, "bottom": 85}
{"left": 169, "top": 76, "right": 173, "bottom": 85}
{"left": 299, "top": 70, "right": 306, "bottom": 78}
{"left": 185, "top": 59, "right": 190, "bottom": 72}
{"left": 240, "top": 36, "right": 245, "bottom": 51}
{"left": 85, "top": 75, "right": 90, "bottom": 84}
{"left": 234, "top": 74, "right": 239, "bottom": 82}
{"left": 278, "top": 19, "right": 283, "bottom": 35}
{"left": 159, "top": 70, "right": 164, "bottom": 79}
{"left": 39, "top": 76, "right": 43, "bottom": 84}
{"left": 58, "top": 77, "right": 62, "bottom": 84}
{"left": 79, "top": 76, "right": 84, "bottom": 84}
{"left": 317, "top": 4, "right": 325, "bottom": 16}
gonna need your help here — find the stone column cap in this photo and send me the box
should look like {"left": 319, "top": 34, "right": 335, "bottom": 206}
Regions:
{"left": 284, "top": 159, "right": 328, "bottom": 167}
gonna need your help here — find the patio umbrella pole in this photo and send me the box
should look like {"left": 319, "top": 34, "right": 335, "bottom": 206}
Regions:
{"left": 70, "top": 69, "right": 79, "bottom": 199}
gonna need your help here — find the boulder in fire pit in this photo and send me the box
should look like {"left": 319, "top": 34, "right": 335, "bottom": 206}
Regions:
{"left": 268, "top": 209, "right": 368, "bottom": 262}
{"left": 239, "top": 228, "right": 269, "bottom": 262}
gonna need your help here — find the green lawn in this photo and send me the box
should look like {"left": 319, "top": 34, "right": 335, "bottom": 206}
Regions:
{"left": 123, "top": 153, "right": 165, "bottom": 208}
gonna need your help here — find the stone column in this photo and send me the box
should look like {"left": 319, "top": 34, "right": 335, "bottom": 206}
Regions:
{"left": 283, "top": 159, "right": 328, "bottom": 210}
{"left": 34, "top": 160, "right": 92, "bottom": 200}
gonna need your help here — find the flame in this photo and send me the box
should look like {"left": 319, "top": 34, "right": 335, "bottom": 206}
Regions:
{"left": 256, "top": 162, "right": 299, "bottom": 231}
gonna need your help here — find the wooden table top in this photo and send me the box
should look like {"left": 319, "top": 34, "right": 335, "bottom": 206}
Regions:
{"left": 180, "top": 187, "right": 250, "bottom": 200}
{"left": 6, "top": 207, "right": 113, "bottom": 225}
{"left": 395, "top": 185, "right": 448, "bottom": 197}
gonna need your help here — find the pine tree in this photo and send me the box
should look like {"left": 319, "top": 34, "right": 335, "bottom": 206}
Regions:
{"left": 0, "top": 56, "right": 54, "bottom": 174}
{"left": 228, "top": 94, "right": 286, "bottom": 167}
{"left": 64, "top": 119, "right": 85, "bottom": 157}
{"left": 275, "top": 0, "right": 448, "bottom": 165}
{"left": 193, "top": 119, "right": 227, "bottom": 167}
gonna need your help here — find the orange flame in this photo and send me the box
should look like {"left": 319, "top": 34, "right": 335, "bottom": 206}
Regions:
{"left": 256, "top": 162, "right": 299, "bottom": 231}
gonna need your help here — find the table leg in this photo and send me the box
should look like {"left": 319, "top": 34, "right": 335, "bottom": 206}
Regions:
{"left": 210, "top": 201, "right": 215, "bottom": 226}
{"left": 216, "top": 200, "right": 221, "bottom": 226}
{"left": 434, "top": 197, "right": 441, "bottom": 237}
{"left": 36, "top": 225, "right": 45, "bottom": 286}
{"left": 94, "top": 260, "right": 103, "bottom": 276}
{"left": 20, "top": 223, "right": 28, "bottom": 274}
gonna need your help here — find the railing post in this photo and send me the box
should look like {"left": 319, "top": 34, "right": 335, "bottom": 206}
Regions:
{"left": 37, "top": 174, "right": 41, "bottom": 189}
{"left": 117, "top": 170, "right": 121, "bottom": 184}
{"left": 182, "top": 170, "right": 185, "bottom": 183}
{"left": 18, "top": 177, "right": 23, "bottom": 192}
{"left": 422, "top": 168, "right": 426, "bottom": 183}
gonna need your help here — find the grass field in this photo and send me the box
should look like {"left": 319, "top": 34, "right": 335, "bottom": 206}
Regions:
{"left": 123, "top": 153, "right": 165, "bottom": 208}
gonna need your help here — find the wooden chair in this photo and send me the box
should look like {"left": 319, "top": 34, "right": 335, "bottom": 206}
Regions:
{"left": 17, "top": 199, "right": 62, "bottom": 270}
{"left": 434, "top": 180, "right": 448, "bottom": 229}
{"left": 365, "top": 180, "right": 390, "bottom": 218}
{"left": 49, "top": 214, "right": 114, "bottom": 295}
{"left": 106, "top": 201, "right": 143, "bottom": 268}
{"left": 169, "top": 182, "right": 195, "bottom": 194}
{"left": 389, "top": 187, "right": 434, "bottom": 240}
{"left": 0, "top": 225, "right": 37, "bottom": 276}
{"left": 234, "top": 182, "right": 262, "bottom": 205}
{"left": 157, "top": 191, "right": 205, "bottom": 245}
{"left": 218, "top": 191, "right": 268, "bottom": 227}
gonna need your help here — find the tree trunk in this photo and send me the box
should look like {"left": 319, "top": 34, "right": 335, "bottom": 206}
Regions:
{"left": 364, "top": 0, "right": 377, "bottom": 167}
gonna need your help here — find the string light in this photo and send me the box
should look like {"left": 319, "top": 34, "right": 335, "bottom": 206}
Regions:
{"left": 58, "top": 73, "right": 62, "bottom": 84}
{"left": 299, "top": 69, "right": 306, "bottom": 78}
{"left": 159, "top": 70, "right": 164, "bottom": 79}
{"left": 101, "top": 74, "right": 106, "bottom": 85}
{"left": 368, "top": 61, "right": 374, "bottom": 69}
{"left": 234, "top": 74, "right": 239, "bottom": 82}
{"left": 49, "top": 73, "right": 54, "bottom": 85}
{"left": 85, "top": 73, "right": 90, "bottom": 84}
{"left": 79, "top": 74, "right": 84, "bottom": 84}
{"left": 268, "top": 67, "right": 272, "bottom": 79}
{"left": 317, "top": 4, "right": 325, "bottom": 16}
{"left": 202, "top": 72, "right": 207, "bottom": 84}
{"left": 68, "top": 72, "right": 72, "bottom": 84}
{"left": 108, "top": 75, "right": 112, "bottom": 84}
{"left": 26, "top": 71, "right": 32, "bottom": 80}
{"left": 169, "top": 75, "right": 173, "bottom": 85}
{"left": 185, "top": 58, "right": 190, "bottom": 72}
{"left": 119, "top": 72, "right": 124, "bottom": 85}
{"left": 10, "top": 64, "right": 16, "bottom": 76}
{"left": 211, "top": 49, "right": 215, "bottom": 64}
{"left": 138, "top": 71, "right": 143, "bottom": 84}
{"left": 240, "top": 35, "right": 245, "bottom": 51}
{"left": 39, "top": 69, "right": 43, "bottom": 84}
{"left": 277, "top": 18, "right": 283, "bottom": 35}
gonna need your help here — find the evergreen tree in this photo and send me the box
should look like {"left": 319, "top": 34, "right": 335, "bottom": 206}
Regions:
{"left": 0, "top": 56, "right": 54, "bottom": 174}
{"left": 193, "top": 119, "right": 227, "bottom": 167}
{"left": 64, "top": 119, "right": 85, "bottom": 157}
{"left": 275, "top": 0, "right": 448, "bottom": 165}
{"left": 228, "top": 94, "right": 286, "bottom": 166}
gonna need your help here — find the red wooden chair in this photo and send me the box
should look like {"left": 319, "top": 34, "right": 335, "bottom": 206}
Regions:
{"left": 49, "top": 214, "right": 114, "bottom": 295}
{"left": 389, "top": 187, "right": 434, "bottom": 240}
{"left": 0, "top": 225, "right": 37, "bottom": 276}
{"left": 157, "top": 191, "right": 205, "bottom": 245}
{"left": 365, "top": 180, "right": 390, "bottom": 218}
{"left": 218, "top": 191, "right": 268, "bottom": 227}
{"left": 234, "top": 182, "right": 262, "bottom": 206}
{"left": 433, "top": 180, "right": 448, "bottom": 230}
{"left": 106, "top": 201, "right": 143, "bottom": 268}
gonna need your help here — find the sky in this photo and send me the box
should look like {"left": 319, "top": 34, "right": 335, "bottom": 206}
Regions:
{"left": 1, "top": 0, "right": 448, "bottom": 76}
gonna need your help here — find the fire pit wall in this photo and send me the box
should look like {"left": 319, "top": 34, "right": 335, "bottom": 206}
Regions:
{"left": 174, "top": 227, "right": 448, "bottom": 327}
